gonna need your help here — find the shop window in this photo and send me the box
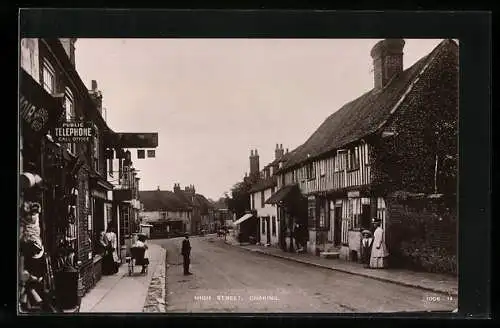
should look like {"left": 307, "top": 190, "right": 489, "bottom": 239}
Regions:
{"left": 318, "top": 201, "right": 329, "bottom": 229}
{"left": 42, "top": 60, "right": 56, "bottom": 94}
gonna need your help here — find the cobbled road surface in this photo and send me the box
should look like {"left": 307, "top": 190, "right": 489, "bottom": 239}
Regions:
{"left": 151, "top": 236, "right": 457, "bottom": 313}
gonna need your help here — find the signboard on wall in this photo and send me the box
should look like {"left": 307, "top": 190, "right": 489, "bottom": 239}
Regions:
{"left": 53, "top": 121, "right": 94, "bottom": 143}
{"left": 347, "top": 191, "right": 360, "bottom": 198}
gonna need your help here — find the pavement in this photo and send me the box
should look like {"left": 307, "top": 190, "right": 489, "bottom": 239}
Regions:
{"left": 79, "top": 244, "right": 166, "bottom": 313}
{"left": 156, "top": 235, "right": 458, "bottom": 313}
{"left": 222, "top": 234, "right": 458, "bottom": 297}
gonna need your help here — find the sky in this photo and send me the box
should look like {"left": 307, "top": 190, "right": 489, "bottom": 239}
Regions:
{"left": 75, "top": 38, "right": 444, "bottom": 201}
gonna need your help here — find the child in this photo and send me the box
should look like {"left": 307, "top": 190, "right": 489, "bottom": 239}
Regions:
{"left": 361, "top": 230, "right": 373, "bottom": 268}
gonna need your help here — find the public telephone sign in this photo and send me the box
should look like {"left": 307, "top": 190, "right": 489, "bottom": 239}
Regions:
{"left": 53, "top": 121, "right": 94, "bottom": 143}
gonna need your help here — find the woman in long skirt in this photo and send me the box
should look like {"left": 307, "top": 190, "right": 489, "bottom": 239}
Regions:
{"left": 370, "top": 218, "right": 389, "bottom": 269}
{"left": 103, "top": 226, "right": 120, "bottom": 275}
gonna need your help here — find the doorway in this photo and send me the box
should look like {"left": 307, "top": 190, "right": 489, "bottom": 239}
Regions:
{"left": 334, "top": 206, "right": 342, "bottom": 246}
{"left": 361, "top": 204, "right": 371, "bottom": 230}
{"left": 266, "top": 217, "right": 271, "bottom": 245}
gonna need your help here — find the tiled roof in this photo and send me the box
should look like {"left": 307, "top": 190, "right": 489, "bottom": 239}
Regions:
{"left": 139, "top": 189, "right": 214, "bottom": 213}
{"left": 249, "top": 176, "right": 278, "bottom": 193}
{"left": 279, "top": 39, "right": 458, "bottom": 172}
{"left": 139, "top": 190, "right": 191, "bottom": 212}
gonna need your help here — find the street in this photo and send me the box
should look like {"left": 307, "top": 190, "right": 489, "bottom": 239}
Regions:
{"left": 152, "top": 236, "right": 457, "bottom": 313}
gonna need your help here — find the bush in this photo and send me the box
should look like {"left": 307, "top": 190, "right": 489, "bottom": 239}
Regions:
{"left": 400, "top": 238, "right": 457, "bottom": 275}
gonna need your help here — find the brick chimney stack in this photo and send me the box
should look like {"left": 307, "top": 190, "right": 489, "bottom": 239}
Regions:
{"left": 275, "top": 143, "right": 285, "bottom": 160}
{"left": 249, "top": 149, "right": 260, "bottom": 177}
{"left": 89, "top": 79, "right": 103, "bottom": 115}
{"left": 173, "top": 183, "right": 181, "bottom": 193}
{"left": 370, "top": 39, "right": 405, "bottom": 90}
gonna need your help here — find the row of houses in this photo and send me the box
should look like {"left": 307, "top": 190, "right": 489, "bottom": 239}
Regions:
{"left": 236, "top": 39, "right": 458, "bottom": 274}
{"left": 19, "top": 38, "right": 158, "bottom": 311}
{"left": 139, "top": 184, "right": 217, "bottom": 238}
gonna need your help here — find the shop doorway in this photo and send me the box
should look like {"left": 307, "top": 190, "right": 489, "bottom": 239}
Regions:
{"left": 334, "top": 206, "right": 342, "bottom": 246}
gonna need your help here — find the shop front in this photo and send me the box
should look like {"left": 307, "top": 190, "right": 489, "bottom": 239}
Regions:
{"left": 19, "top": 69, "right": 83, "bottom": 312}
{"left": 265, "top": 184, "right": 307, "bottom": 252}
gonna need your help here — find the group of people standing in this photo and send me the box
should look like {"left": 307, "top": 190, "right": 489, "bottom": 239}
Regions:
{"left": 360, "top": 218, "right": 389, "bottom": 269}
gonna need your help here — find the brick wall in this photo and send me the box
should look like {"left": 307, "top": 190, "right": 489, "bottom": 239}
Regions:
{"left": 77, "top": 167, "right": 94, "bottom": 292}
{"left": 386, "top": 196, "right": 457, "bottom": 275}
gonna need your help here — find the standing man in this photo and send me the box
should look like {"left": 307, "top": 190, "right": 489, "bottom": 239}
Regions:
{"left": 181, "top": 233, "right": 192, "bottom": 275}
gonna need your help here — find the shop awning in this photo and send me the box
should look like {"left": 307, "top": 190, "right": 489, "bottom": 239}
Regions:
{"left": 233, "top": 213, "right": 253, "bottom": 225}
{"left": 265, "top": 184, "right": 300, "bottom": 204}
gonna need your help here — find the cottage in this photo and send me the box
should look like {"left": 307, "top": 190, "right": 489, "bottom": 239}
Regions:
{"left": 268, "top": 39, "right": 458, "bottom": 267}
{"left": 247, "top": 145, "right": 290, "bottom": 247}
{"left": 139, "top": 184, "right": 214, "bottom": 237}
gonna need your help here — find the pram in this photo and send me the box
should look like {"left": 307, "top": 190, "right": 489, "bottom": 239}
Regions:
{"left": 126, "top": 247, "right": 149, "bottom": 276}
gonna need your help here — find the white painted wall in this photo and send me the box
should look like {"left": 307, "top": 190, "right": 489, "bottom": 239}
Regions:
{"left": 252, "top": 187, "right": 279, "bottom": 246}
{"left": 20, "top": 38, "right": 40, "bottom": 83}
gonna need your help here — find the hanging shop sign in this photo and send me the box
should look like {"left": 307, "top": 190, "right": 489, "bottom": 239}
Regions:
{"left": 20, "top": 69, "right": 64, "bottom": 139}
{"left": 52, "top": 121, "right": 94, "bottom": 143}
{"left": 106, "top": 132, "right": 158, "bottom": 148}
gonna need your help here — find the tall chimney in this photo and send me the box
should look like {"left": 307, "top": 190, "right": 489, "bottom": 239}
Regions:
{"left": 370, "top": 39, "right": 405, "bottom": 90}
{"left": 275, "top": 143, "right": 285, "bottom": 160}
{"left": 249, "top": 149, "right": 260, "bottom": 176}
{"left": 89, "top": 79, "right": 103, "bottom": 114}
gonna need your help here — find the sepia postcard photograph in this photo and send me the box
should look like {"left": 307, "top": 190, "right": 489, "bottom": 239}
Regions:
{"left": 18, "top": 14, "right": 465, "bottom": 314}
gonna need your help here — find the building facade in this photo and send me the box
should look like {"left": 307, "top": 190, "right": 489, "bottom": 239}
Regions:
{"left": 139, "top": 184, "right": 213, "bottom": 237}
{"left": 268, "top": 39, "right": 458, "bottom": 271}
{"left": 19, "top": 38, "right": 158, "bottom": 312}
{"left": 248, "top": 144, "right": 289, "bottom": 247}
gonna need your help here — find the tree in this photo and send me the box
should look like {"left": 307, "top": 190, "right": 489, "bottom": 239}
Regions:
{"left": 227, "top": 174, "right": 259, "bottom": 219}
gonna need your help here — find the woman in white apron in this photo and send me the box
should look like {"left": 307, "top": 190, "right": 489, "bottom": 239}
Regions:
{"left": 369, "top": 218, "right": 389, "bottom": 269}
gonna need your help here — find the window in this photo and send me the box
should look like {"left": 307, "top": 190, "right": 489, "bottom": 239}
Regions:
{"left": 261, "top": 191, "right": 265, "bottom": 208}
{"left": 161, "top": 212, "right": 167, "bottom": 220}
{"left": 42, "top": 60, "right": 56, "bottom": 94}
{"left": 307, "top": 199, "right": 316, "bottom": 228}
{"left": 306, "top": 162, "right": 316, "bottom": 180}
{"left": 261, "top": 219, "right": 266, "bottom": 234}
{"left": 65, "top": 88, "right": 76, "bottom": 155}
{"left": 318, "top": 201, "right": 329, "bottom": 229}
{"left": 271, "top": 216, "right": 276, "bottom": 236}
{"left": 251, "top": 194, "right": 255, "bottom": 210}
{"left": 348, "top": 147, "right": 360, "bottom": 170}
{"left": 93, "top": 127, "right": 100, "bottom": 172}
{"left": 335, "top": 150, "right": 347, "bottom": 172}
{"left": 292, "top": 171, "right": 296, "bottom": 182}
{"left": 320, "top": 161, "right": 326, "bottom": 176}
